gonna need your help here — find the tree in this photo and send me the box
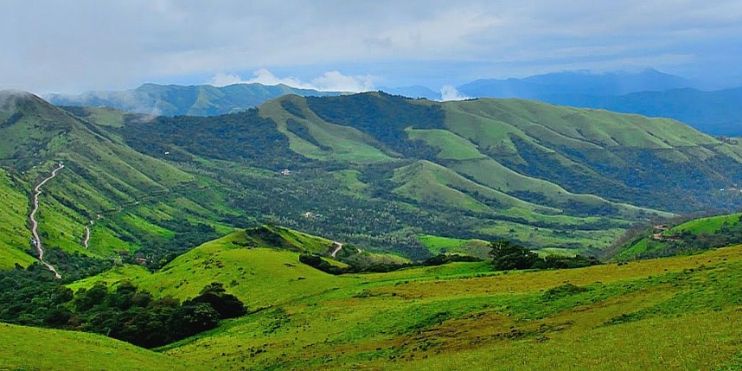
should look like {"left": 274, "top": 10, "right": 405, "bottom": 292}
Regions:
{"left": 187, "top": 283, "right": 246, "bottom": 319}
{"left": 489, "top": 241, "right": 538, "bottom": 270}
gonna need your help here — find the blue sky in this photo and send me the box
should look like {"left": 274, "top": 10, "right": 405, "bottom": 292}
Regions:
{"left": 2, "top": 0, "right": 741, "bottom": 93}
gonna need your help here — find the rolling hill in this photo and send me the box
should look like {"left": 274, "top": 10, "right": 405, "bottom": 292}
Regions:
{"left": 46, "top": 83, "right": 340, "bottom": 116}
{"left": 108, "top": 91, "right": 742, "bottom": 256}
{"left": 455, "top": 70, "right": 741, "bottom": 136}
{"left": 62, "top": 230, "right": 742, "bottom": 370}
{"left": 1, "top": 90, "right": 740, "bottom": 271}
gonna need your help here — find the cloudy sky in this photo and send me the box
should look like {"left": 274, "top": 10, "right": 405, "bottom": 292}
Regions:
{"left": 2, "top": 0, "right": 741, "bottom": 93}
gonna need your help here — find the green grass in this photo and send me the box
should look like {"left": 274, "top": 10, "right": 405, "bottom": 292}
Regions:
{"left": 259, "top": 97, "right": 392, "bottom": 163}
{"left": 154, "top": 242, "right": 742, "bottom": 370}
{"left": 418, "top": 234, "right": 490, "bottom": 258}
{"left": 64, "top": 227, "right": 742, "bottom": 370}
{"left": 0, "top": 169, "right": 35, "bottom": 268}
{"left": 618, "top": 212, "right": 742, "bottom": 259}
{"left": 406, "top": 128, "right": 485, "bottom": 160}
{"left": 69, "top": 230, "right": 360, "bottom": 308}
{"left": 0, "top": 323, "right": 191, "bottom": 370}
{"left": 670, "top": 212, "right": 742, "bottom": 235}
{"left": 478, "top": 220, "right": 625, "bottom": 249}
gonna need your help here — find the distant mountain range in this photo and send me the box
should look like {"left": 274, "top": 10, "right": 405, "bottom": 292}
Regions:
{"left": 457, "top": 69, "right": 692, "bottom": 98}
{"left": 44, "top": 70, "right": 742, "bottom": 136}
{"left": 454, "top": 70, "right": 741, "bottom": 136}
{"left": 544, "top": 87, "right": 742, "bottom": 136}
{"left": 46, "top": 83, "right": 340, "bottom": 116}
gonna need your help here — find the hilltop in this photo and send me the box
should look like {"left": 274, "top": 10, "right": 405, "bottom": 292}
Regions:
{"left": 454, "top": 70, "right": 742, "bottom": 136}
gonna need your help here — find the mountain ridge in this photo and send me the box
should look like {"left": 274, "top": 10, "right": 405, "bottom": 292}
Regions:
{"left": 46, "top": 83, "right": 341, "bottom": 116}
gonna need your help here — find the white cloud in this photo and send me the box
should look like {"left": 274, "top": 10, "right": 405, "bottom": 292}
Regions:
{"left": 3, "top": 0, "right": 741, "bottom": 93}
{"left": 439, "top": 85, "right": 469, "bottom": 101}
{"left": 210, "top": 72, "right": 244, "bottom": 87}
{"left": 208, "top": 69, "right": 374, "bottom": 92}
{"left": 310, "top": 71, "right": 375, "bottom": 92}
{"left": 245, "top": 69, "right": 314, "bottom": 89}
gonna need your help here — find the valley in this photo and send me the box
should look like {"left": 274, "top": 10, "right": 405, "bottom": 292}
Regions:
{"left": 0, "top": 90, "right": 739, "bottom": 370}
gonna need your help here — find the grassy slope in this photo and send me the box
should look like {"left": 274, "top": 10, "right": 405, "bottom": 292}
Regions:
{"left": 618, "top": 212, "right": 742, "bottom": 259}
{"left": 418, "top": 235, "right": 491, "bottom": 258}
{"left": 259, "top": 96, "right": 391, "bottom": 163}
{"left": 256, "top": 94, "right": 697, "bottom": 251}
{"left": 69, "top": 230, "right": 360, "bottom": 308}
{"left": 671, "top": 212, "right": 742, "bottom": 234}
{"left": 0, "top": 323, "right": 191, "bottom": 370}
{"left": 0, "top": 169, "right": 35, "bottom": 268}
{"left": 155, "top": 243, "right": 742, "bottom": 370}
{"left": 0, "top": 93, "right": 238, "bottom": 269}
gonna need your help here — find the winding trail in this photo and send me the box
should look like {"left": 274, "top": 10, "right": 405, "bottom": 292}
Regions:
{"left": 82, "top": 223, "right": 91, "bottom": 249}
{"left": 29, "top": 162, "right": 64, "bottom": 279}
{"left": 330, "top": 242, "right": 343, "bottom": 258}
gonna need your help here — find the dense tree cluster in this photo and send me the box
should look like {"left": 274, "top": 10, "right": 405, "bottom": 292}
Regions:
{"left": 122, "top": 109, "right": 310, "bottom": 170}
{"left": 489, "top": 241, "right": 600, "bottom": 271}
{"left": 0, "top": 266, "right": 245, "bottom": 348}
{"left": 306, "top": 92, "right": 444, "bottom": 157}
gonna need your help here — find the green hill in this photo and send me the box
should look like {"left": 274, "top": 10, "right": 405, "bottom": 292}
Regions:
{"left": 0, "top": 323, "right": 190, "bottom": 370}
{"left": 47, "top": 83, "right": 340, "bottom": 116}
{"left": 2, "top": 91, "right": 739, "bottom": 266}
{"left": 68, "top": 227, "right": 413, "bottom": 308}
{"left": 117, "top": 92, "right": 739, "bottom": 256}
{"left": 616, "top": 212, "right": 742, "bottom": 260}
{"left": 0, "top": 91, "right": 239, "bottom": 275}
{"left": 65, "top": 231, "right": 742, "bottom": 370}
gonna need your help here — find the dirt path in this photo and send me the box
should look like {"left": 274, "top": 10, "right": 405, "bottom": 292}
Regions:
{"left": 331, "top": 242, "right": 343, "bottom": 258}
{"left": 82, "top": 222, "right": 92, "bottom": 249}
{"left": 29, "top": 162, "right": 64, "bottom": 279}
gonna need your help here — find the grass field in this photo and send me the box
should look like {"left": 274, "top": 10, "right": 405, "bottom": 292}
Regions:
{"left": 155, "top": 243, "right": 741, "bottom": 370}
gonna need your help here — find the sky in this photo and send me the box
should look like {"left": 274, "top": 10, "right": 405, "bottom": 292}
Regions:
{"left": 2, "top": 0, "right": 741, "bottom": 94}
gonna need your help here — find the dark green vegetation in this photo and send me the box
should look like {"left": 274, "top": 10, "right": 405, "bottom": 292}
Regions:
{"left": 47, "top": 83, "right": 339, "bottom": 116}
{"left": 489, "top": 240, "right": 599, "bottom": 270}
{"left": 0, "top": 263, "right": 244, "bottom": 348}
{"left": 616, "top": 212, "right": 742, "bottom": 260}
